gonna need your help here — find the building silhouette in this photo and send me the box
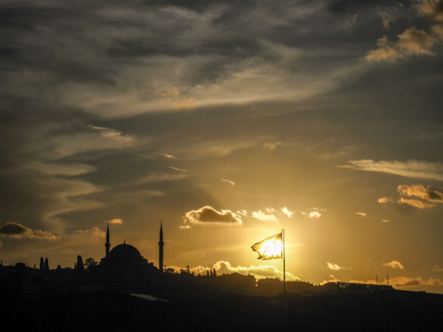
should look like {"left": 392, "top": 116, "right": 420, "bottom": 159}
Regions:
{"left": 99, "top": 224, "right": 160, "bottom": 293}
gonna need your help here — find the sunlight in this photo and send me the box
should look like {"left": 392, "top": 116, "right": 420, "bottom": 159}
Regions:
{"left": 257, "top": 239, "right": 282, "bottom": 258}
{"left": 251, "top": 233, "right": 282, "bottom": 260}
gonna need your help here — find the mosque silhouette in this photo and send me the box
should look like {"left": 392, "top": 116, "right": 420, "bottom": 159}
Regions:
{"left": 98, "top": 223, "right": 163, "bottom": 293}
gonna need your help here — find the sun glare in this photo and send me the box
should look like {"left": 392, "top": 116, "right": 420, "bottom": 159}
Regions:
{"left": 251, "top": 233, "right": 283, "bottom": 260}
{"left": 258, "top": 239, "right": 282, "bottom": 257}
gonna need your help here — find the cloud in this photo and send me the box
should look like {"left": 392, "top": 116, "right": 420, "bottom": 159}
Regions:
{"left": 237, "top": 210, "right": 248, "bottom": 216}
{"left": 398, "top": 198, "right": 436, "bottom": 208}
{"left": 213, "top": 261, "right": 299, "bottom": 281}
{"left": 168, "top": 260, "right": 299, "bottom": 281}
{"left": 21, "top": 162, "right": 97, "bottom": 177}
{"left": 365, "top": 36, "right": 402, "bottom": 62}
{"left": 396, "top": 184, "right": 443, "bottom": 208}
{"left": 397, "top": 184, "right": 443, "bottom": 201}
{"left": 158, "top": 152, "right": 177, "bottom": 159}
{"left": 183, "top": 206, "right": 242, "bottom": 226}
{"left": 389, "top": 276, "right": 443, "bottom": 288}
{"left": 141, "top": 172, "right": 188, "bottom": 183}
{"left": 356, "top": 212, "right": 367, "bottom": 217}
{"left": 381, "top": 219, "right": 391, "bottom": 223}
{"left": 262, "top": 141, "right": 285, "bottom": 151}
{"left": 154, "top": 88, "right": 180, "bottom": 98}
{"left": 339, "top": 160, "right": 443, "bottom": 181}
{"left": 378, "top": 10, "right": 396, "bottom": 30}
{"left": 173, "top": 98, "right": 197, "bottom": 112}
{"left": 221, "top": 178, "right": 235, "bottom": 185}
{"left": 378, "top": 197, "right": 393, "bottom": 204}
{"left": 397, "top": 27, "right": 438, "bottom": 56}
{"left": 38, "top": 178, "right": 104, "bottom": 220}
{"left": 326, "top": 262, "right": 348, "bottom": 271}
{"left": 0, "top": 222, "right": 57, "bottom": 239}
{"left": 302, "top": 210, "right": 322, "bottom": 219}
{"left": 154, "top": 88, "right": 197, "bottom": 112}
{"left": 414, "top": 0, "right": 443, "bottom": 21}
{"left": 106, "top": 219, "right": 123, "bottom": 225}
{"left": 382, "top": 260, "right": 405, "bottom": 269}
{"left": 281, "top": 207, "right": 294, "bottom": 218}
{"left": 252, "top": 209, "right": 278, "bottom": 222}
{"left": 73, "top": 226, "right": 105, "bottom": 241}
{"left": 172, "top": 138, "right": 261, "bottom": 160}
{"left": 169, "top": 167, "right": 188, "bottom": 173}
{"left": 432, "top": 265, "right": 443, "bottom": 272}
{"left": 90, "top": 126, "right": 132, "bottom": 143}
{"left": 301, "top": 207, "right": 326, "bottom": 219}
{"left": 367, "top": 1, "right": 443, "bottom": 62}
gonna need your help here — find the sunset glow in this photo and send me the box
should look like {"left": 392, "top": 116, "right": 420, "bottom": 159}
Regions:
{"left": 0, "top": 0, "right": 442, "bottom": 295}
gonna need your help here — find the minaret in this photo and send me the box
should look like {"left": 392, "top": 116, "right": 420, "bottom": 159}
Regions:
{"left": 105, "top": 222, "right": 110, "bottom": 257}
{"left": 158, "top": 221, "right": 164, "bottom": 272}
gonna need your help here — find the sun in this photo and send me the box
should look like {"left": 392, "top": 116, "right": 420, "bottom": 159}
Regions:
{"left": 251, "top": 233, "right": 283, "bottom": 260}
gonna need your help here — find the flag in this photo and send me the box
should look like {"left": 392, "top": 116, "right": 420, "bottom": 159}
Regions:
{"left": 251, "top": 233, "right": 282, "bottom": 260}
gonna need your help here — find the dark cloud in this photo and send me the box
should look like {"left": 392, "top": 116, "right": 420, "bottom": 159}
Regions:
{"left": 183, "top": 206, "right": 242, "bottom": 226}
{"left": 0, "top": 222, "right": 56, "bottom": 239}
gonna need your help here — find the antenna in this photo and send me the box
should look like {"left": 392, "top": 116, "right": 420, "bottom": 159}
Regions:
{"left": 387, "top": 272, "right": 389, "bottom": 286}
{"left": 376, "top": 274, "right": 378, "bottom": 285}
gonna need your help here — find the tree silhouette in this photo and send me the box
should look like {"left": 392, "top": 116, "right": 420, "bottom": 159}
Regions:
{"left": 84, "top": 258, "right": 97, "bottom": 271}
{"left": 76, "top": 256, "right": 84, "bottom": 271}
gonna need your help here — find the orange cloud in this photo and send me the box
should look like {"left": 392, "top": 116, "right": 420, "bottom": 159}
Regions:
{"left": 398, "top": 198, "right": 436, "bottom": 208}
{"left": 173, "top": 98, "right": 197, "bottom": 111}
{"left": 366, "top": 27, "right": 437, "bottom": 61}
{"left": 378, "top": 197, "right": 393, "bottom": 204}
{"left": 327, "top": 262, "right": 348, "bottom": 271}
{"left": 368, "top": 1, "right": 443, "bottom": 62}
{"left": 366, "top": 36, "right": 401, "bottom": 61}
{"left": 390, "top": 276, "right": 443, "bottom": 288}
{"left": 414, "top": 0, "right": 443, "bottom": 21}
{"left": 397, "top": 184, "right": 443, "bottom": 201}
{"left": 107, "top": 218, "right": 123, "bottom": 224}
{"left": 382, "top": 260, "right": 405, "bottom": 269}
{"left": 396, "top": 184, "right": 442, "bottom": 208}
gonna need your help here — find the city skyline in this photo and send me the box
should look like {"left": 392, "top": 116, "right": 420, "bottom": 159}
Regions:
{"left": 0, "top": 0, "right": 442, "bottom": 294}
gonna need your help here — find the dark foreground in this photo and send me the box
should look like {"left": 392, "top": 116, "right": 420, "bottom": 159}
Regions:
{"left": 2, "top": 289, "right": 443, "bottom": 332}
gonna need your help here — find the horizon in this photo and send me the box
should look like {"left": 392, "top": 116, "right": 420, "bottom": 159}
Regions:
{"left": 1, "top": 0, "right": 442, "bottom": 295}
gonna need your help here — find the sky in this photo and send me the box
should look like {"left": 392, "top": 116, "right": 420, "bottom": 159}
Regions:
{"left": 1, "top": 0, "right": 442, "bottom": 293}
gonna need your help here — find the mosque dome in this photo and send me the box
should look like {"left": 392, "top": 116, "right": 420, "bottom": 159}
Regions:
{"left": 107, "top": 242, "right": 144, "bottom": 262}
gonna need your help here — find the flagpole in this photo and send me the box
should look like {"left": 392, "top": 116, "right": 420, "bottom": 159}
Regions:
{"left": 282, "top": 228, "right": 285, "bottom": 296}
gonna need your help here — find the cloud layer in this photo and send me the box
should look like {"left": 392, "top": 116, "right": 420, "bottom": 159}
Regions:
{"left": 341, "top": 160, "right": 443, "bottom": 181}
